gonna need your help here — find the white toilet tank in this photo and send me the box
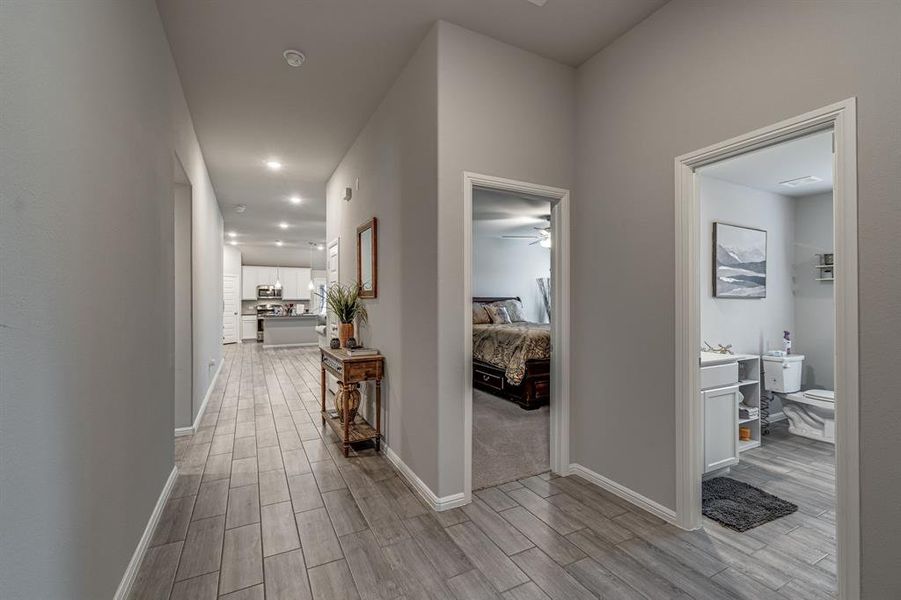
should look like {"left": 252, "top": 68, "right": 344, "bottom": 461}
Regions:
{"left": 762, "top": 355, "right": 804, "bottom": 393}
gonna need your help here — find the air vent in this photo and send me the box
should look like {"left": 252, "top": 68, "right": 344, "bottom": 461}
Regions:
{"left": 779, "top": 175, "right": 822, "bottom": 188}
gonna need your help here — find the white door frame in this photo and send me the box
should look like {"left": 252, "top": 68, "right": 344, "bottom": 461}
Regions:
{"left": 222, "top": 273, "right": 239, "bottom": 344}
{"left": 463, "top": 172, "right": 571, "bottom": 502}
{"left": 674, "top": 99, "right": 859, "bottom": 598}
{"left": 326, "top": 237, "right": 340, "bottom": 336}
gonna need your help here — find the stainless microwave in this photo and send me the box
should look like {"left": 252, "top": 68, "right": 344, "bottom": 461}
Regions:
{"left": 257, "top": 285, "right": 282, "bottom": 299}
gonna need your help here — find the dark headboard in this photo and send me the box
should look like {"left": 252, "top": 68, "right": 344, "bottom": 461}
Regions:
{"left": 473, "top": 296, "right": 521, "bottom": 304}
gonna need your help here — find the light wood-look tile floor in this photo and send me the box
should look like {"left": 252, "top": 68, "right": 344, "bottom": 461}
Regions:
{"left": 130, "top": 343, "right": 836, "bottom": 599}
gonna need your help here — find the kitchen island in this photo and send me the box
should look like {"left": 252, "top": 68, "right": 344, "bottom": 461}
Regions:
{"left": 261, "top": 314, "right": 321, "bottom": 348}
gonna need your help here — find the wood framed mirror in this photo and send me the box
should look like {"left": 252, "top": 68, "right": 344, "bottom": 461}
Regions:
{"left": 356, "top": 217, "right": 377, "bottom": 298}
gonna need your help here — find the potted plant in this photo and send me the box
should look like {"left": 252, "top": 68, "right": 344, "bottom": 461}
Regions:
{"left": 321, "top": 283, "right": 368, "bottom": 348}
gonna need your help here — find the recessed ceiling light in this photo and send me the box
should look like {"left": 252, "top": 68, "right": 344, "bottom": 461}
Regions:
{"left": 275, "top": 240, "right": 284, "bottom": 247}
{"left": 317, "top": 244, "right": 325, "bottom": 251}
{"left": 283, "top": 49, "right": 306, "bottom": 68}
{"left": 265, "top": 159, "right": 283, "bottom": 171}
{"left": 235, "top": 204, "right": 246, "bottom": 213}
{"left": 289, "top": 195, "right": 302, "bottom": 205}
{"left": 279, "top": 222, "right": 289, "bottom": 229}
{"left": 780, "top": 175, "right": 822, "bottom": 188}
{"left": 227, "top": 231, "right": 237, "bottom": 238}
{"left": 228, "top": 240, "right": 238, "bottom": 246}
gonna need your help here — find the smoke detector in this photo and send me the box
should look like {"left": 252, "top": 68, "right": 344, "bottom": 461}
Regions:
{"left": 283, "top": 49, "right": 306, "bottom": 68}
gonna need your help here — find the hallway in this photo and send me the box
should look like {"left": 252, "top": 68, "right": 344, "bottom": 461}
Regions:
{"left": 129, "top": 344, "right": 834, "bottom": 600}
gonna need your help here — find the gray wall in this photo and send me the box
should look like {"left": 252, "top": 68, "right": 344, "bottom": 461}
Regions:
{"left": 793, "top": 192, "right": 834, "bottom": 390}
{"left": 327, "top": 26, "right": 441, "bottom": 491}
{"left": 0, "top": 1, "right": 223, "bottom": 597}
{"left": 436, "top": 21, "right": 575, "bottom": 497}
{"left": 174, "top": 182, "right": 194, "bottom": 428}
{"left": 573, "top": 1, "right": 901, "bottom": 595}
{"left": 700, "top": 176, "right": 796, "bottom": 356}
{"left": 472, "top": 227, "right": 551, "bottom": 324}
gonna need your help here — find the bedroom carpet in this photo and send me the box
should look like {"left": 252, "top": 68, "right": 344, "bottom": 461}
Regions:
{"left": 472, "top": 388, "right": 549, "bottom": 490}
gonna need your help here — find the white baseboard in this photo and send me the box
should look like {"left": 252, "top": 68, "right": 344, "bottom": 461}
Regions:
{"left": 173, "top": 359, "right": 224, "bottom": 437}
{"left": 114, "top": 465, "right": 178, "bottom": 600}
{"left": 261, "top": 342, "right": 319, "bottom": 349}
{"left": 567, "top": 463, "right": 677, "bottom": 524}
{"left": 384, "top": 445, "right": 467, "bottom": 511}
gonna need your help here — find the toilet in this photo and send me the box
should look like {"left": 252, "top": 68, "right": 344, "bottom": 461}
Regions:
{"left": 762, "top": 355, "right": 836, "bottom": 444}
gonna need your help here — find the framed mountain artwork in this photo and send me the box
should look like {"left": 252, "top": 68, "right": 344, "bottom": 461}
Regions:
{"left": 713, "top": 222, "right": 767, "bottom": 298}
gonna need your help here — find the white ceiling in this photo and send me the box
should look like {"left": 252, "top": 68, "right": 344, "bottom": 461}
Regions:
{"left": 156, "top": 0, "right": 667, "bottom": 248}
{"left": 473, "top": 188, "right": 551, "bottom": 237}
{"left": 699, "top": 130, "right": 834, "bottom": 197}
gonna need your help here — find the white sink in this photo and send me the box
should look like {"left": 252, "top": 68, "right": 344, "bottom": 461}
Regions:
{"left": 700, "top": 351, "right": 738, "bottom": 366}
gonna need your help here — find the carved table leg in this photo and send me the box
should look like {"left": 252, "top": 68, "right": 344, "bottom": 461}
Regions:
{"left": 375, "top": 378, "right": 382, "bottom": 452}
{"left": 320, "top": 365, "right": 326, "bottom": 425}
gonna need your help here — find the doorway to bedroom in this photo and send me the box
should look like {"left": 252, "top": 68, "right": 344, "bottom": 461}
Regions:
{"left": 463, "top": 172, "right": 571, "bottom": 502}
{"left": 471, "top": 188, "right": 552, "bottom": 490}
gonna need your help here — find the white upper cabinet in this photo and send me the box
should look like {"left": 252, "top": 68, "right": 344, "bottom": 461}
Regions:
{"left": 241, "top": 266, "right": 257, "bottom": 300}
{"left": 281, "top": 267, "right": 311, "bottom": 300}
{"left": 294, "top": 268, "right": 311, "bottom": 300}
{"left": 243, "top": 265, "right": 312, "bottom": 300}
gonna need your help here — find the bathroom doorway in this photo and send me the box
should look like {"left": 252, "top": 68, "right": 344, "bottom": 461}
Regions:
{"left": 675, "top": 100, "right": 859, "bottom": 597}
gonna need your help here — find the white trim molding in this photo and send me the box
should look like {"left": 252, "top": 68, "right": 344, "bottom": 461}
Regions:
{"left": 114, "top": 466, "right": 179, "bottom": 600}
{"left": 174, "top": 358, "right": 224, "bottom": 437}
{"left": 568, "top": 463, "right": 677, "bottom": 524}
{"left": 462, "top": 172, "right": 571, "bottom": 506}
{"left": 674, "top": 99, "right": 859, "bottom": 599}
{"left": 383, "top": 445, "right": 467, "bottom": 511}
{"left": 261, "top": 342, "right": 320, "bottom": 350}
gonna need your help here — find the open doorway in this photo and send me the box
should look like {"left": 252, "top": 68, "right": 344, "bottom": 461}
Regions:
{"left": 173, "top": 155, "right": 194, "bottom": 432}
{"left": 463, "top": 173, "right": 570, "bottom": 502}
{"left": 675, "top": 100, "right": 859, "bottom": 597}
{"left": 470, "top": 188, "right": 553, "bottom": 489}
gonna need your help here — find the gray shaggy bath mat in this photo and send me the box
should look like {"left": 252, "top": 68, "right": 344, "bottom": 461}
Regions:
{"left": 702, "top": 477, "right": 797, "bottom": 532}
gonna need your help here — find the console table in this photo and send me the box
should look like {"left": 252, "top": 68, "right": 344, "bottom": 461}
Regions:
{"left": 320, "top": 347, "right": 384, "bottom": 457}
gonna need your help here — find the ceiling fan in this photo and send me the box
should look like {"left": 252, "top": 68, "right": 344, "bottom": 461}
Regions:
{"left": 501, "top": 217, "right": 551, "bottom": 248}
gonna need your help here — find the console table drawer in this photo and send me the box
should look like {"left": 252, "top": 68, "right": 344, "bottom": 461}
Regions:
{"left": 475, "top": 369, "right": 504, "bottom": 391}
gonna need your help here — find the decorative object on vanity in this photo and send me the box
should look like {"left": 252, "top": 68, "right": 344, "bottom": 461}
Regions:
{"left": 356, "top": 217, "right": 378, "bottom": 298}
{"left": 329, "top": 337, "right": 340, "bottom": 349}
{"left": 320, "top": 347, "right": 384, "bottom": 457}
{"left": 346, "top": 337, "right": 357, "bottom": 349}
{"left": 702, "top": 477, "right": 797, "bottom": 532}
{"left": 815, "top": 252, "right": 835, "bottom": 282}
{"left": 703, "top": 341, "right": 734, "bottom": 355}
{"left": 321, "top": 283, "right": 368, "bottom": 348}
{"left": 713, "top": 222, "right": 767, "bottom": 298}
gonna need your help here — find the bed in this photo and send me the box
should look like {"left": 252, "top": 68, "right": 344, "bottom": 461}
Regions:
{"left": 472, "top": 296, "right": 550, "bottom": 410}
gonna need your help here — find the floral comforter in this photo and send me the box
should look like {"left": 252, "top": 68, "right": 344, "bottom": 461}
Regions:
{"left": 473, "top": 322, "right": 550, "bottom": 386}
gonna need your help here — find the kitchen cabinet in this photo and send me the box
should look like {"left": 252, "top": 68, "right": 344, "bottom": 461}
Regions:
{"left": 280, "top": 267, "right": 311, "bottom": 300}
{"left": 241, "top": 267, "right": 257, "bottom": 300}
{"left": 241, "top": 265, "right": 311, "bottom": 300}
{"left": 241, "top": 315, "right": 257, "bottom": 340}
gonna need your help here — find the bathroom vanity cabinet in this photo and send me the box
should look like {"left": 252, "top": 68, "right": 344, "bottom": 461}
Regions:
{"left": 700, "top": 354, "right": 761, "bottom": 474}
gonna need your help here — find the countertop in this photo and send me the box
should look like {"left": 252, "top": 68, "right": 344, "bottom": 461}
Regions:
{"left": 261, "top": 314, "right": 320, "bottom": 320}
{"left": 700, "top": 352, "right": 759, "bottom": 366}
